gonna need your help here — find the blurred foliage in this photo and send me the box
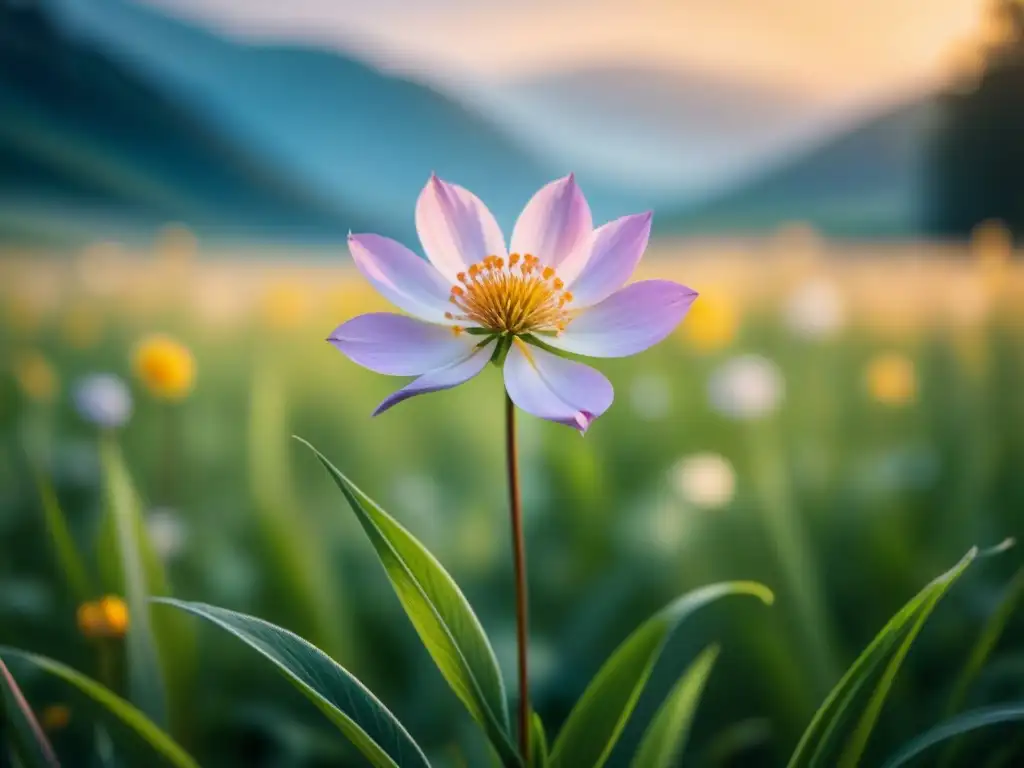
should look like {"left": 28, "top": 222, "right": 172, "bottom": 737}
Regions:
{"left": 0, "top": 235, "right": 1023, "bottom": 765}
{"left": 928, "top": 0, "right": 1024, "bottom": 239}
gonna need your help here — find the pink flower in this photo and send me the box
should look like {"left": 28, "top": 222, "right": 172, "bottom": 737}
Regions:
{"left": 330, "top": 174, "right": 697, "bottom": 431}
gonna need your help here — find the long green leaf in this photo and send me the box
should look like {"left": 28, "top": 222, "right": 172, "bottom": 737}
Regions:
{"left": 0, "top": 658, "right": 60, "bottom": 768}
{"left": 630, "top": 646, "right": 720, "bottom": 768}
{"left": 35, "top": 473, "right": 91, "bottom": 604}
{"left": 297, "top": 438, "right": 519, "bottom": 766}
{"left": 0, "top": 648, "right": 196, "bottom": 768}
{"left": 156, "top": 599, "right": 429, "bottom": 768}
{"left": 882, "top": 704, "right": 1024, "bottom": 768}
{"left": 787, "top": 547, "right": 978, "bottom": 768}
{"left": 549, "top": 582, "right": 773, "bottom": 768}
{"left": 98, "top": 437, "right": 167, "bottom": 727}
{"left": 530, "top": 712, "right": 549, "bottom": 768}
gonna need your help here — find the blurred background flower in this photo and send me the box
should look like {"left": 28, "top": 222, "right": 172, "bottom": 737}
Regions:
{"left": 670, "top": 452, "right": 737, "bottom": 510}
{"left": 865, "top": 353, "right": 918, "bottom": 406}
{"left": 783, "top": 278, "right": 846, "bottom": 340}
{"left": 132, "top": 335, "right": 196, "bottom": 401}
{"left": 708, "top": 354, "right": 785, "bottom": 420}
{"left": 146, "top": 507, "right": 189, "bottom": 562}
{"left": 11, "top": 351, "right": 59, "bottom": 404}
{"left": 72, "top": 373, "right": 133, "bottom": 430}
{"left": 679, "top": 289, "right": 739, "bottom": 353}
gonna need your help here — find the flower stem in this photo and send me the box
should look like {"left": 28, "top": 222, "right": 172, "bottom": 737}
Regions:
{"left": 505, "top": 393, "right": 530, "bottom": 762}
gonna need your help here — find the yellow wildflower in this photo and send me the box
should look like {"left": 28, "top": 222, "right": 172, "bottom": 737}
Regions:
{"left": 679, "top": 291, "right": 738, "bottom": 352}
{"left": 865, "top": 353, "right": 917, "bottom": 406}
{"left": 133, "top": 334, "right": 195, "bottom": 400}
{"left": 12, "top": 351, "right": 58, "bottom": 403}
{"left": 77, "top": 596, "right": 129, "bottom": 639}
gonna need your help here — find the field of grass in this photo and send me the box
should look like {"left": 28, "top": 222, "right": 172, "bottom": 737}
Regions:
{"left": 1, "top": 230, "right": 1023, "bottom": 766}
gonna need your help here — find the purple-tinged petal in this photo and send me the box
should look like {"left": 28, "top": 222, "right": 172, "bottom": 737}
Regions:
{"left": 547, "top": 280, "right": 698, "bottom": 358}
{"left": 510, "top": 174, "right": 592, "bottom": 269}
{"left": 349, "top": 233, "right": 456, "bottom": 323}
{"left": 416, "top": 175, "right": 507, "bottom": 281}
{"left": 373, "top": 339, "right": 494, "bottom": 416}
{"left": 503, "top": 340, "right": 613, "bottom": 432}
{"left": 328, "top": 313, "right": 479, "bottom": 375}
{"left": 559, "top": 212, "right": 653, "bottom": 307}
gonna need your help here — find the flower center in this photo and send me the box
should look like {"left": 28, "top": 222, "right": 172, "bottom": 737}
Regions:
{"left": 445, "top": 253, "right": 573, "bottom": 335}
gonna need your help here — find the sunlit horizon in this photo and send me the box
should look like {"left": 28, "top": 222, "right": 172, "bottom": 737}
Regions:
{"left": 144, "top": 0, "right": 987, "bottom": 106}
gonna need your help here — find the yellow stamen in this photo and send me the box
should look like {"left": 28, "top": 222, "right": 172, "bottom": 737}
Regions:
{"left": 447, "top": 256, "right": 574, "bottom": 335}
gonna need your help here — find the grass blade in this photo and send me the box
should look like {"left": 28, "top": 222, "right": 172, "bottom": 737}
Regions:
{"left": 787, "top": 547, "right": 979, "bottom": 768}
{"left": 0, "top": 648, "right": 197, "bottom": 768}
{"left": 630, "top": 646, "right": 720, "bottom": 768}
{"left": 248, "top": 367, "right": 348, "bottom": 661}
{"left": 0, "top": 658, "right": 60, "bottom": 768}
{"left": 882, "top": 704, "right": 1024, "bottom": 768}
{"left": 946, "top": 567, "right": 1024, "bottom": 718}
{"left": 97, "top": 437, "right": 167, "bottom": 727}
{"left": 549, "top": 582, "right": 773, "bottom": 768}
{"left": 35, "top": 473, "right": 91, "bottom": 604}
{"left": 157, "top": 599, "right": 430, "bottom": 768}
{"left": 529, "top": 712, "right": 549, "bottom": 768}
{"left": 297, "top": 438, "right": 519, "bottom": 767}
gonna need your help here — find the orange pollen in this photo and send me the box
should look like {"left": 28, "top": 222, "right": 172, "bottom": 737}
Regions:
{"left": 451, "top": 325, "right": 464, "bottom": 336}
{"left": 457, "top": 272, "right": 467, "bottom": 283}
{"left": 447, "top": 256, "right": 574, "bottom": 335}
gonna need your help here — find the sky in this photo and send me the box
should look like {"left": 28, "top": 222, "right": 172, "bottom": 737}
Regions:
{"left": 145, "top": 0, "right": 989, "bottom": 105}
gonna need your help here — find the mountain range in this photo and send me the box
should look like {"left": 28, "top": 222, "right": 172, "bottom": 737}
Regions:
{"left": 0, "top": 0, "right": 938, "bottom": 246}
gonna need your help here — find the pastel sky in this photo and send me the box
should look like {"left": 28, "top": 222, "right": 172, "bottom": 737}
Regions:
{"left": 146, "top": 0, "right": 988, "bottom": 104}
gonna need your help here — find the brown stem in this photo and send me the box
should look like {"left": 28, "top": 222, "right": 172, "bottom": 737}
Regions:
{"left": 505, "top": 393, "right": 530, "bottom": 762}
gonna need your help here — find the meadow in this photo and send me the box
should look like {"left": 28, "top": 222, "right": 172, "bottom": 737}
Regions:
{"left": 1, "top": 227, "right": 1023, "bottom": 766}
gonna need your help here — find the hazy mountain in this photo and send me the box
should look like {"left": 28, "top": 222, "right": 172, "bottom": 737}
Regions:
{"left": 0, "top": 0, "right": 363, "bottom": 245}
{"left": 45, "top": 0, "right": 622, "bottom": 239}
{"left": 471, "top": 64, "right": 830, "bottom": 199}
{"left": 660, "top": 99, "right": 939, "bottom": 236}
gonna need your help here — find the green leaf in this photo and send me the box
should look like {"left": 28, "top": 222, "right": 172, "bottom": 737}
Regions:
{"left": 630, "top": 645, "right": 720, "bottom": 768}
{"left": 297, "top": 438, "right": 519, "bottom": 767}
{"left": 549, "top": 581, "right": 773, "bottom": 768}
{"left": 155, "top": 599, "right": 429, "bottom": 768}
{"left": 882, "top": 704, "right": 1024, "bottom": 768}
{"left": 529, "top": 712, "right": 549, "bottom": 768}
{"left": 35, "top": 472, "right": 92, "bottom": 604}
{"left": 787, "top": 547, "right": 979, "bottom": 768}
{"left": 0, "top": 648, "right": 197, "bottom": 768}
{"left": 0, "top": 657, "right": 60, "bottom": 768}
{"left": 97, "top": 437, "right": 168, "bottom": 727}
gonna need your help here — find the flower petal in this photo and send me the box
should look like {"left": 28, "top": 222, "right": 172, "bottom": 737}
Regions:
{"left": 328, "top": 313, "right": 479, "bottom": 375}
{"left": 373, "top": 339, "right": 494, "bottom": 416}
{"left": 503, "top": 340, "right": 613, "bottom": 432}
{"left": 416, "top": 175, "right": 507, "bottom": 281}
{"left": 348, "top": 233, "right": 455, "bottom": 322}
{"left": 510, "top": 174, "right": 592, "bottom": 269}
{"left": 547, "top": 280, "right": 698, "bottom": 358}
{"left": 559, "top": 212, "right": 653, "bottom": 307}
